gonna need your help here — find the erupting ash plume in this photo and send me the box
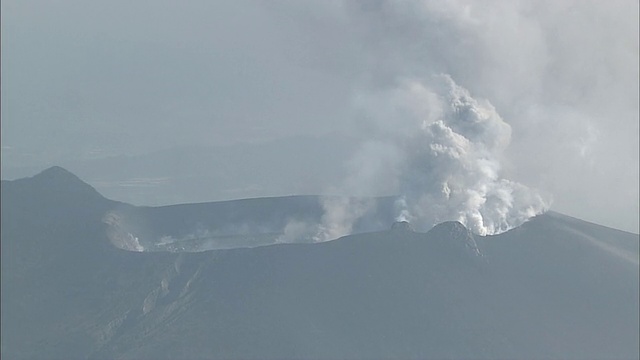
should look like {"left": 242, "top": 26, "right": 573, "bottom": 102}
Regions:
{"left": 317, "top": 74, "right": 550, "bottom": 238}
{"left": 395, "top": 75, "right": 550, "bottom": 235}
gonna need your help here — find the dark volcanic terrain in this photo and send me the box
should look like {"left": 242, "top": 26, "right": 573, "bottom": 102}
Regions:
{"left": 2, "top": 167, "right": 638, "bottom": 359}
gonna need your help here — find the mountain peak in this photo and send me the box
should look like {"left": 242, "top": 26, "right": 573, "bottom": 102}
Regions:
{"left": 35, "top": 166, "right": 81, "bottom": 181}
{"left": 32, "top": 166, "right": 93, "bottom": 186}
{"left": 427, "top": 221, "right": 483, "bottom": 258}
{"left": 19, "top": 166, "right": 105, "bottom": 202}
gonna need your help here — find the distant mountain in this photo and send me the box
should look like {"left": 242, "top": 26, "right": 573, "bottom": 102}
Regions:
{"left": 2, "top": 167, "right": 638, "bottom": 360}
{"left": 0, "top": 134, "right": 361, "bottom": 206}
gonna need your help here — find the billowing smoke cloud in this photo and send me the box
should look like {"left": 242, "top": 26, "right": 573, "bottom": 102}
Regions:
{"left": 395, "top": 75, "right": 550, "bottom": 235}
{"left": 316, "top": 74, "right": 550, "bottom": 237}
{"left": 306, "top": 0, "right": 640, "bottom": 238}
{"left": 341, "top": 0, "right": 637, "bottom": 233}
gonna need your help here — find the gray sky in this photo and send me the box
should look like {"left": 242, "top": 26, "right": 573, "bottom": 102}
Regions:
{"left": 2, "top": 0, "right": 638, "bottom": 233}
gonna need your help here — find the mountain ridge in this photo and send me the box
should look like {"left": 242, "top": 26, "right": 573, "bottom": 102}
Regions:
{"left": 8, "top": 165, "right": 639, "bottom": 236}
{"left": 1, "top": 166, "right": 638, "bottom": 359}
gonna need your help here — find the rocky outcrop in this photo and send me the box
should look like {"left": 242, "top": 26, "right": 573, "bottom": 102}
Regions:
{"left": 427, "top": 221, "right": 483, "bottom": 259}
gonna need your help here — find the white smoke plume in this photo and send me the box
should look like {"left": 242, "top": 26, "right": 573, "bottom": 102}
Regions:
{"left": 312, "top": 140, "right": 402, "bottom": 242}
{"left": 317, "top": 74, "right": 550, "bottom": 237}
{"left": 299, "top": 0, "right": 636, "bottom": 235}
{"left": 394, "top": 75, "right": 550, "bottom": 235}
{"left": 313, "top": 197, "right": 375, "bottom": 242}
{"left": 276, "top": 219, "right": 317, "bottom": 244}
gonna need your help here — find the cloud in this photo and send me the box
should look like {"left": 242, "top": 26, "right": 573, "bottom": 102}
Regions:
{"left": 318, "top": 74, "right": 550, "bottom": 237}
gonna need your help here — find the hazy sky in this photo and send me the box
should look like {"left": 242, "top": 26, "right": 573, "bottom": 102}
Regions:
{"left": 2, "top": 0, "right": 638, "bottom": 233}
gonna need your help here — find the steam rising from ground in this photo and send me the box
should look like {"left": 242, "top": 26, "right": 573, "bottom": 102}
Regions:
{"left": 315, "top": 75, "right": 550, "bottom": 239}
{"left": 103, "top": 212, "right": 145, "bottom": 252}
{"left": 313, "top": 197, "right": 376, "bottom": 242}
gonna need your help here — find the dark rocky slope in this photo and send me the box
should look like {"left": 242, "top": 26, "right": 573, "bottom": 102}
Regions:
{"left": 2, "top": 167, "right": 638, "bottom": 359}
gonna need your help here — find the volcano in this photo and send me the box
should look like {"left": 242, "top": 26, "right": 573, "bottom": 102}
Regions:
{"left": 1, "top": 167, "right": 638, "bottom": 359}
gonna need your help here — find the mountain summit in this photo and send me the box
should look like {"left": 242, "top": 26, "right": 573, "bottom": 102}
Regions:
{"left": 2, "top": 166, "right": 106, "bottom": 205}
{"left": 34, "top": 166, "right": 104, "bottom": 196}
{"left": 34, "top": 165, "right": 80, "bottom": 180}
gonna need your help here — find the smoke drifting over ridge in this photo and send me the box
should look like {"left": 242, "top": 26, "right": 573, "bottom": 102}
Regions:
{"left": 316, "top": 75, "right": 550, "bottom": 239}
